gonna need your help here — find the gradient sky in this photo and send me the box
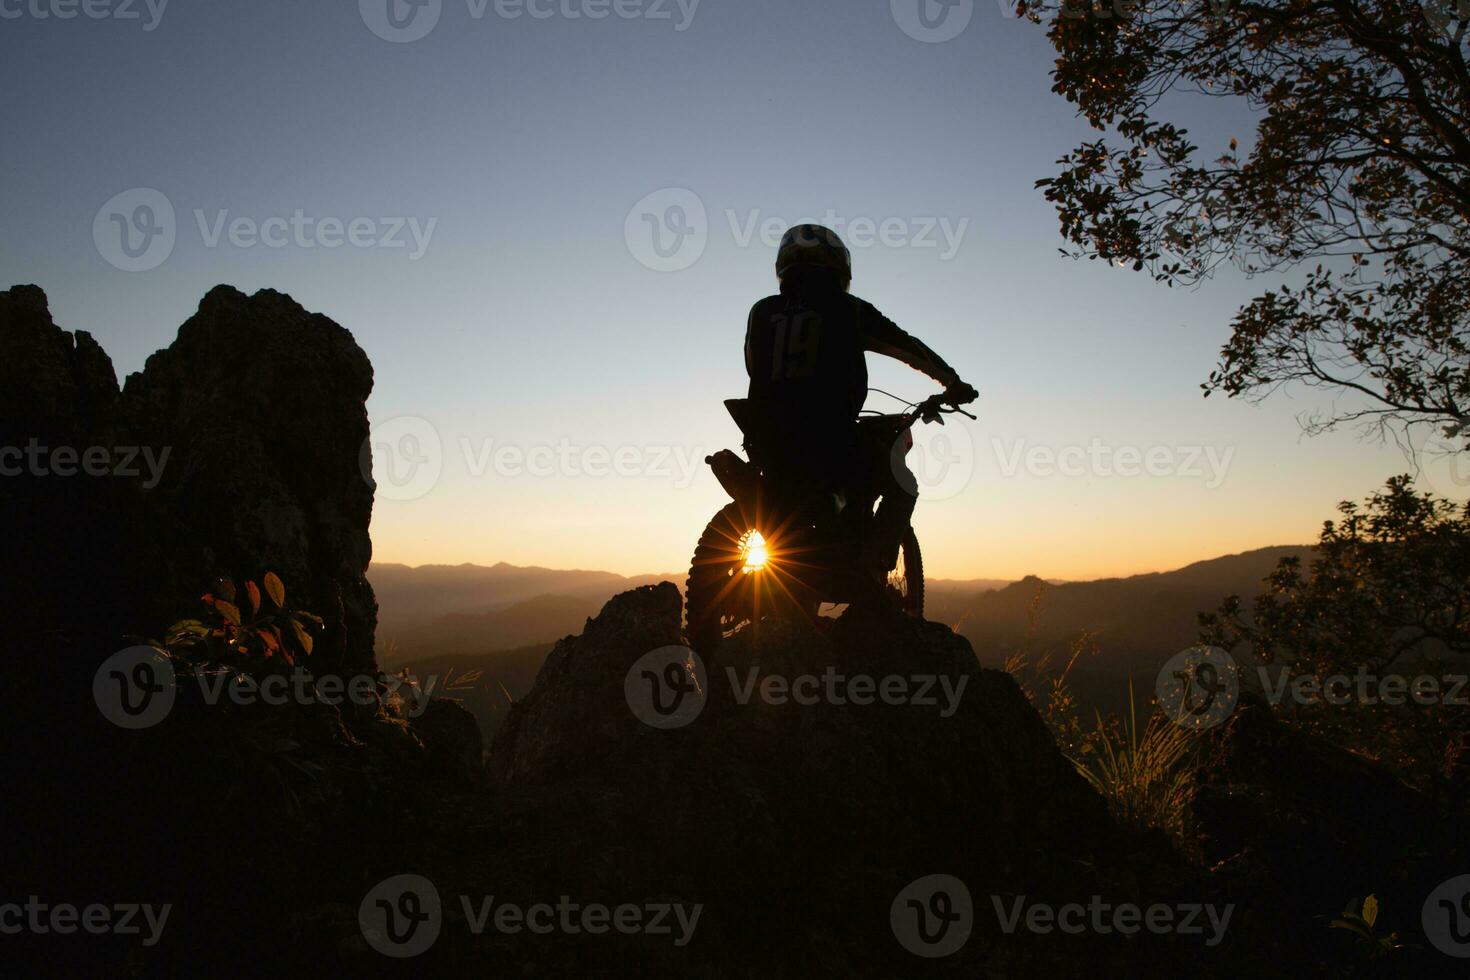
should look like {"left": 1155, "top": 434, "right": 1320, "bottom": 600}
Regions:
{"left": 0, "top": 0, "right": 1430, "bottom": 580}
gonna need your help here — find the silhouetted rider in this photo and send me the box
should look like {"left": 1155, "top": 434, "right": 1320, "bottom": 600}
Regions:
{"left": 743, "top": 223, "right": 977, "bottom": 579}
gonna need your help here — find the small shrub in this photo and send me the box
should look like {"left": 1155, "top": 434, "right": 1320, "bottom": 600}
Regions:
{"left": 160, "top": 572, "right": 321, "bottom": 666}
{"left": 1329, "top": 894, "right": 1405, "bottom": 960}
{"left": 1071, "top": 683, "right": 1198, "bottom": 846}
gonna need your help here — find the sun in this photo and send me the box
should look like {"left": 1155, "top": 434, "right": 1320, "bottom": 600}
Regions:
{"left": 738, "top": 530, "right": 769, "bottom": 572}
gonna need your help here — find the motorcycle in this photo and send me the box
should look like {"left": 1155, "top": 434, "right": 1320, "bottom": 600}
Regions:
{"left": 685, "top": 390, "right": 975, "bottom": 654}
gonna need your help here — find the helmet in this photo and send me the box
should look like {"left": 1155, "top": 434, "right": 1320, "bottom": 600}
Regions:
{"left": 776, "top": 224, "right": 851, "bottom": 286}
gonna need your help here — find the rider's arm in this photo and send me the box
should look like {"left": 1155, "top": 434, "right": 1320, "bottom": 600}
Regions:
{"left": 854, "top": 298, "right": 963, "bottom": 389}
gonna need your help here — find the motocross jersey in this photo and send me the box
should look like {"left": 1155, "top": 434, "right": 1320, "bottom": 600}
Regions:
{"left": 743, "top": 286, "right": 961, "bottom": 469}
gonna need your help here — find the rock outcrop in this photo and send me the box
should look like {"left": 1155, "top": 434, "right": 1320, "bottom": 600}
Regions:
{"left": 0, "top": 283, "right": 377, "bottom": 671}
{"left": 1191, "top": 692, "right": 1451, "bottom": 927}
{"left": 439, "top": 586, "right": 1196, "bottom": 976}
{"left": 4, "top": 282, "right": 401, "bottom": 973}
{"left": 0, "top": 285, "right": 129, "bottom": 643}
{"left": 489, "top": 584, "right": 1109, "bottom": 865}
{"left": 118, "top": 284, "right": 377, "bottom": 670}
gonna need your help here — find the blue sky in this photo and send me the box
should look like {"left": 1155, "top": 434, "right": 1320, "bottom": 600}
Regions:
{"left": 0, "top": 0, "right": 1420, "bottom": 579}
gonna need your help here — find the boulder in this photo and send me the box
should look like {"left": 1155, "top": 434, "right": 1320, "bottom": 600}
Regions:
{"left": 465, "top": 585, "right": 1180, "bottom": 975}
{"left": 1191, "top": 691, "right": 1444, "bottom": 923}
{"left": 411, "top": 698, "right": 486, "bottom": 783}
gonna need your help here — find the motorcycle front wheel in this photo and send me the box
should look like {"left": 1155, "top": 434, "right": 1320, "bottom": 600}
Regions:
{"left": 887, "top": 527, "right": 924, "bottom": 617}
{"left": 685, "top": 502, "right": 751, "bottom": 656}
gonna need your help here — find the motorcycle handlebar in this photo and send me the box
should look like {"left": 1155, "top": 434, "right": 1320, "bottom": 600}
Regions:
{"left": 911, "top": 393, "right": 978, "bottom": 423}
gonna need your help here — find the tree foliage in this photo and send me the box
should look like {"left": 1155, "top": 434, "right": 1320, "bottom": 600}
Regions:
{"left": 1032, "top": 0, "right": 1470, "bottom": 443}
{"left": 1200, "top": 475, "right": 1470, "bottom": 785}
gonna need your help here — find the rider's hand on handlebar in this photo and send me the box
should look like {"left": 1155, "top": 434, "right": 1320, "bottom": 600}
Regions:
{"left": 944, "top": 381, "right": 979, "bottom": 406}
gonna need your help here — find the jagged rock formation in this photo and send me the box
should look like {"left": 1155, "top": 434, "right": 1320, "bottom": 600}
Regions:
{"left": 0, "top": 283, "right": 119, "bottom": 442}
{"left": 489, "top": 585, "right": 1109, "bottom": 860}
{"left": 3, "top": 283, "right": 400, "bottom": 974}
{"left": 428, "top": 586, "right": 1200, "bottom": 976}
{"left": 0, "top": 283, "right": 377, "bottom": 670}
{"left": 118, "top": 284, "right": 377, "bottom": 670}
{"left": 0, "top": 284, "right": 130, "bottom": 644}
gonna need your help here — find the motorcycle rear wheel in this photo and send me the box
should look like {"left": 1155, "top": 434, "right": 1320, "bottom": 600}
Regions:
{"left": 686, "top": 506, "right": 925, "bottom": 653}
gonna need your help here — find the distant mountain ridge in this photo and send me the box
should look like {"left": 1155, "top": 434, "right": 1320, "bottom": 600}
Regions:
{"left": 953, "top": 545, "right": 1313, "bottom": 673}
{"left": 375, "top": 548, "right": 1312, "bottom": 727}
{"left": 371, "top": 561, "right": 678, "bottom": 663}
{"left": 374, "top": 550, "right": 1310, "bottom": 672}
